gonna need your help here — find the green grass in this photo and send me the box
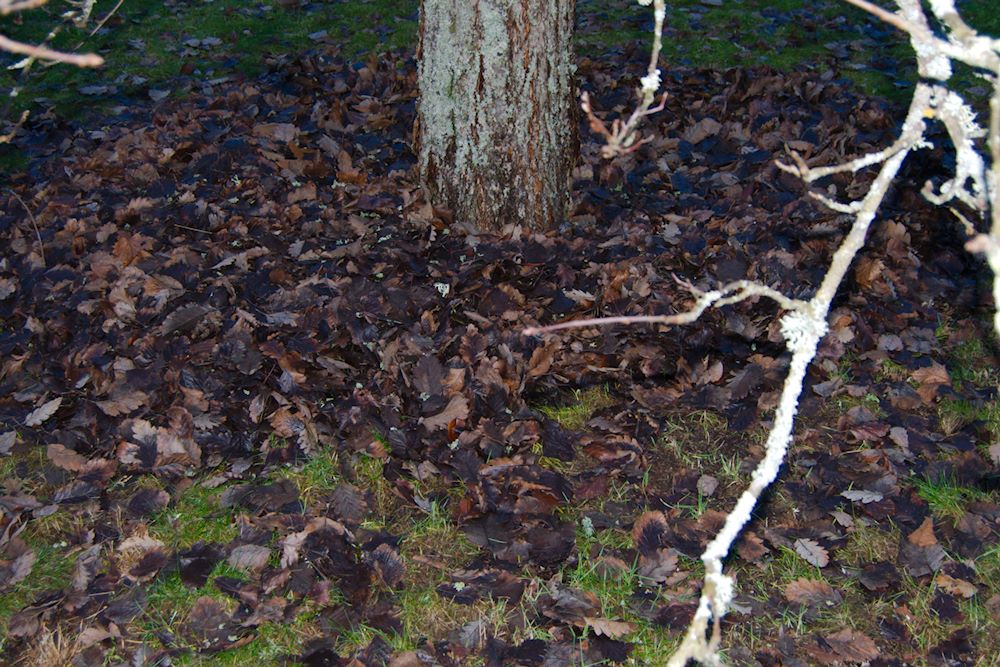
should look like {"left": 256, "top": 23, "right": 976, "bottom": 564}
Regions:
{"left": 5, "top": 0, "right": 996, "bottom": 139}
{"left": 912, "top": 473, "right": 993, "bottom": 522}
{"left": 0, "top": 542, "right": 76, "bottom": 651}
{"left": 149, "top": 482, "right": 239, "bottom": 550}
{"left": 130, "top": 562, "right": 327, "bottom": 665}
{"left": 535, "top": 384, "right": 615, "bottom": 432}
{"left": 565, "top": 525, "right": 683, "bottom": 665}
{"left": 1, "top": 0, "right": 420, "bottom": 120}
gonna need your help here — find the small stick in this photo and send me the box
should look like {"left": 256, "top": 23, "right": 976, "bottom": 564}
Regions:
{"left": 6, "top": 187, "right": 45, "bottom": 267}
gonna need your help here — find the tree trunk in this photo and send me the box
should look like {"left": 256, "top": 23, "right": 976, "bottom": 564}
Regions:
{"left": 416, "top": 0, "right": 576, "bottom": 232}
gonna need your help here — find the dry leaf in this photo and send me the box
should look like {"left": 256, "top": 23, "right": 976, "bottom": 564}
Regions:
{"left": 784, "top": 578, "right": 842, "bottom": 606}
{"left": 420, "top": 395, "right": 469, "bottom": 431}
{"left": 736, "top": 531, "right": 770, "bottom": 563}
{"left": 228, "top": 545, "right": 271, "bottom": 574}
{"left": 908, "top": 517, "right": 937, "bottom": 548}
{"left": 794, "top": 538, "right": 829, "bottom": 568}
{"left": 584, "top": 617, "right": 634, "bottom": 639}
{"left": 911, "top": 362, "right": 949, "bottom": 404}
{"left": 823, "top": 628, "right": 879, "bottom": 662}
{"left": 935, "top": 572, "right": 976, "bottom": 598}
{"left": 46, "top": 444, "right": 89, "bottom": 473}
{"left": 96, "top": 391, "right": 147, "bottom": 417}
{"left": 841, "top": 489, "right": 883, "bottom": 504}
{"left": 25, "top": 397, "right": 61, "bottom": 427}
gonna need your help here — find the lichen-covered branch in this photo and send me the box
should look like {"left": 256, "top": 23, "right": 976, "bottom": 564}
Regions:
{"left": 581, "top": 0, "right": 668, "bottom": 159}
{"left": 535, "top": 0, "right": 998, "bottom": 664}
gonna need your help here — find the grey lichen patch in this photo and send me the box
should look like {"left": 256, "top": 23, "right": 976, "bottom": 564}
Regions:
{"left": 417, "top": 0, "right": 575, "bottom": 232}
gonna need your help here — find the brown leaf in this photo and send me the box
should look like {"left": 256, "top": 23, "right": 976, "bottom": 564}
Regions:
{"left": 0, "top": 544, "right": 36, "bottom": 590}
{"left": 911, "top": 362, "right": 949, "bottom": 404}
{"left": 370, "top": 543, "right": 405, "bottom": 588}
{"left": 584, "top": 617, "right": 634, "bottom": 639}
{"left": 935, "top": 572, "right": 976, "bottom": 599}
{"left": 46, "top": 444, "right": 89, "bottom": 472}
{"left": 526, "top": 341, "right": 559, "bottom": 379}
{"left": 908, "top": 517, "right": 937, "bottom": 548}
{"left": 228, "top": 545, "right": 271, "bottom": 574}
{"left": 420, "top": 395, "right": 469, "bottom": 431}
{"left": 735, "top": 531, "right": 770, "bottom": 563}
{"left": 287, "top": 182, "right": 317, "bottom": 204}
{"left": 96, "top": 391, "right": 147, "bottom": 417}
{"left": 784, "top": 578, "right": 842, "bottom": 606}
{"left": 75, "top": 626, "right": 112, "bottom": 650}
{"left": 253, "top": 122, "right": 298, "bottom": 142}
{"left": 25, "top": 397, "right": 61, "bottom": 427}
{"left": 794, "top": 538, "right": 829, "bottom": 568}
{"left": 899, "top": 519, "right": 947, "bottom": 577}
{"left": 823, "top": 628, "right": 879, "bottom": 662}
{"left": 854, "top": 256, "right": 884, "bottom": 289}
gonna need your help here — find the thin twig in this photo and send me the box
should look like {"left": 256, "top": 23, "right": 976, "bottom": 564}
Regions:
{"left": 0, "top": 0, "right": 48, "bottom": 15}
{"left": 0, "top": 33, "right": 103, "bottom": 67}
{"left": 7, "top": 188, "right": 45, "bottom": 267}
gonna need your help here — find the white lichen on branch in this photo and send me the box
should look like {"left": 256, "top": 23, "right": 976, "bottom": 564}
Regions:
{"left": 545, "top": 0, "right": 999, "bottom": 664}
{"left": 580, "top": 0, "right": 668, "bottom": 159}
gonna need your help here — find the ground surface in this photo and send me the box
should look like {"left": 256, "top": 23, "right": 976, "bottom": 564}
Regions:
{"left": 1, "top": 1, "right": 1000, "bottom": 666}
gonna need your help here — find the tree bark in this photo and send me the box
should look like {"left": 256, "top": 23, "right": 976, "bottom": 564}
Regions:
{"left": 416, "top": 0, "right": 576, "bottom": 232}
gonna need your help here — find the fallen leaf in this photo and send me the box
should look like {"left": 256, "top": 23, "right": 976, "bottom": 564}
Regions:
{"left": 784, "top": 578, "right": 842, "bottom": 606}
{"left": 420, "top": 395, "right": 469, "bottom": 431}
{"left": 794, "top": 538, "right": 829, "bottom": 567}
{"left": 935, "top": 572, "right": 976, "bottom": 598}
{"left": 25, "top": 397, "right": 61, "bottom": 427}
{"left": 46, "top": 444, "right": 89, "bottom": 472}
{"left": 841, "top": 489, "right": 883, "bottom": 504}
{"left": 908, "top": 517, "right": 938, "bottom": 548}
{"left": 228, "top": 545, "right": 271, "bottom": 574}
{"left": 585, "top": 617, "right": 634, "bottom": 638}
{"left": 911, "top": 362, "right": 949, "bottom": 403}
{"left": 822, "top": 628, "right": 879, "bottom": 662}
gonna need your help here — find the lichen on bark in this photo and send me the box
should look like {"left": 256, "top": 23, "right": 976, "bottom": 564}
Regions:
{"left": 416, "top": 0, "right": 576, "bottom": 232}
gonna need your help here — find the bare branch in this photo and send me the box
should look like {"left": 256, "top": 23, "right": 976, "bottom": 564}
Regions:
{"left": 0, "top": 0, "right": 49, "bottom": 15}
{"left": 583, "top": 0, "right": 669, "bottom": 159}
{"left": 0, "top": 33, "right": 103, "bottom": 67}
{"left": 523, "top": 279, "right": 805, "bottom": 337}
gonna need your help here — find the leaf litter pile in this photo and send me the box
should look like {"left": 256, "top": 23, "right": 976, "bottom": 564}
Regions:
{"left": 2, "top": 44, "right": 1000, "bottom": 666}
